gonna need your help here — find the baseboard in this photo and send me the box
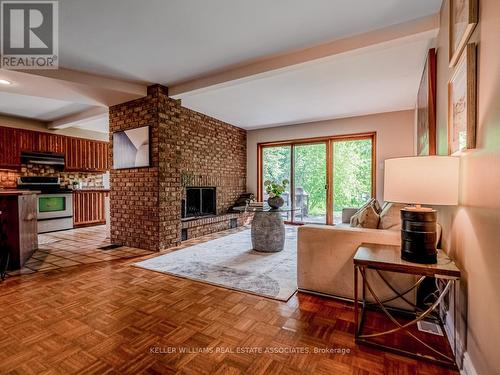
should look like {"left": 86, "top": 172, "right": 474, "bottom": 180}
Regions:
{"left": 461, "top": 352, "right": 478, "bottom": 375}
{"left": 297, "top": 288, "right": 354, "bottom": 303}
{"left": 443, "top": 310, "right": 478, "bottom": 375}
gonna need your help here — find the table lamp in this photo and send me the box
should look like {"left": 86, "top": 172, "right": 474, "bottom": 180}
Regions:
{"left": 384, "top": 156, "right": 459, "bottom": 264}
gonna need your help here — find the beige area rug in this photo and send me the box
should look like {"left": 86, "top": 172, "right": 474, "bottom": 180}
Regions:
{"left": 134, "top": 226, "right": 297, "bottom": 301}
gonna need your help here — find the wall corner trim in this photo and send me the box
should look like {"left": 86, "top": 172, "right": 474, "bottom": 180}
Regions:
{"left": 444, "top": 311, "right": 478, "bottom": 375}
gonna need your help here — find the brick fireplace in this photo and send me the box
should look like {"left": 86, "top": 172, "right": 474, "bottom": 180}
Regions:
{"left": 109, "top": 85, "right": 250, "bottom": 251}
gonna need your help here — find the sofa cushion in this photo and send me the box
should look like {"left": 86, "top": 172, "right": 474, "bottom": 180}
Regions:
{"left": 350, "top": 199, "right": 380, "bottom": 229}
{"left": 378, "top": 202, "right": 406, "bottom": 230}
{"left": 341, "top": 208, "right": 359, "bottom": 224}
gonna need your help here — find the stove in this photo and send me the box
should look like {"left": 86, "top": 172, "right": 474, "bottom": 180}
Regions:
{"left": 17, "top": 177, "right": 74, "bottom": 233}
{"left": 17, "top": 176, "right": 72, "bottom": 194}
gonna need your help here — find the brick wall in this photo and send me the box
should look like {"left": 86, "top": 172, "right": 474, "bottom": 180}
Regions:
{"left": 109, "top": 85, "right": 247, "bottom": 251}
{"left": 180, "top": 107, "right": 246, "bottom": 214}
{"left": 157, "top": 88, "right": 182, "bottom": 250}
{"left": 109, "top": 85, "right": 167, "bottom": 251}
{"left": 181, "top": 212, "right": 253, "bottom": 240}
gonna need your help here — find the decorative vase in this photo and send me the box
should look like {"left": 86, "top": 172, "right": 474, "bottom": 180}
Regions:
{"left": 267, "top": 196, "right": 284, "bottom": 209}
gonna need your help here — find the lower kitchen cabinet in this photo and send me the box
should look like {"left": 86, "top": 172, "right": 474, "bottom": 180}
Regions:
{"left": 73, "top": 190, "right": 108, "bottom": 227}
{"left": 0, "top": 192, "right": 38, "bottom": 270}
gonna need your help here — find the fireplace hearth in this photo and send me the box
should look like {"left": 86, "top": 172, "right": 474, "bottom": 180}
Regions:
{"left": 182, "top": 187, "right": 216, "bottom": 219}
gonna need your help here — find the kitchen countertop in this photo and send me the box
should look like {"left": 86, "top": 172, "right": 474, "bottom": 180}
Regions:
{"left": 0, "top": 189, "right": 41, "bottom": 196}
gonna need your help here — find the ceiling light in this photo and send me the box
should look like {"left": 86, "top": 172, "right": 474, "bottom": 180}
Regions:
{"left": 0, "top": 79, "right": 12, "bottom": 85}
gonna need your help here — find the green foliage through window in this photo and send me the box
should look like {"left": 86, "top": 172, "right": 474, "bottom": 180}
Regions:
{"left": 333, "top": 139, "right": 372, "bottom": 213}
{"left": 294, "top": 143, "right": 326, "bottom": 216}
{"left": 261, "top": 138, "right": 372, "bottom": 222}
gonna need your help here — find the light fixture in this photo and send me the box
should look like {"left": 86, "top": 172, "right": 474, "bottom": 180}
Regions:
{"left": 0, "top": 79, "right": 12, "bottom": 85}
{"left": 384, "top": 156, "right": 459, "bottom": 264}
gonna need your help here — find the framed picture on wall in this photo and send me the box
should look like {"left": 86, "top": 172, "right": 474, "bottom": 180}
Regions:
{"left": 113, "top": 126, "right": 150, "bottom": 169}
{"left": 416, "top": 48, "right": 437, "bottom": 156}
{"left": 448, "top": 43, "right": 477, "bottom": 155}
{"left": 449, "top": 0, "right": 478, "bottom": 67}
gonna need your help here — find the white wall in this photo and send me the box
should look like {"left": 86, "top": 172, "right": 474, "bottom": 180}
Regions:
{"left": 247, "top": 110, "right": 415, "bottom": 202}
{"left": 433, "top": 1, "right": 500, "bottom": 373}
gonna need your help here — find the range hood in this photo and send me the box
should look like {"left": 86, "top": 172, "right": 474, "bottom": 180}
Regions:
{"left": 20, "top": 151, "right": 65, "bottom": 168}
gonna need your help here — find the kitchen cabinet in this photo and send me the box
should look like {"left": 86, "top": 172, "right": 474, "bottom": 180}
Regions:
{"left": 73, "top": 190, "right": 107, "bottom": 227}
{"left": 64, "top": 137, "right": 108, "bottom": 172}
{"left": 0, "top": 191, "right": 38, "bottom": 270}
{"left": 37, "top": 132, "right": 65, "bottom": 153}
{"left": 18, "top": 128, "right": 37, "bottom": 154}
{"left": 0, "top": 127, "right": 21, "bottom": 168}
{"left": 0, "top": 126, "right": 108, "bottom": 171}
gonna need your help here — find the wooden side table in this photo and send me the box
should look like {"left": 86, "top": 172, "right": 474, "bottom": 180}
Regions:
{"left": 353, "top": 243, "right": 461, "bottom": 369}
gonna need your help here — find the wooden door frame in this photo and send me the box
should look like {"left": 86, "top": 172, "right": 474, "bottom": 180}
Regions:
{"left": 257, "top": 132, "right": 376, "bottom": 225}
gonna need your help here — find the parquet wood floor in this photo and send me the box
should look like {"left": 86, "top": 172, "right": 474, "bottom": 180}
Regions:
{"left": 0, "top": 228, "right": 459, "bottom": 374}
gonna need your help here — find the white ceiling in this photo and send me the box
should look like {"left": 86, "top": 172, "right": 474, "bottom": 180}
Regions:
{"left": 58, "top": 0, "right": 441, "bottom": 83}
{"left": 176, "top": 37, "right": 432, "bottom": 129}
{"left": 0, "top": 91, "right": 93, "bottom": 121}
{"left": 0, "top": 0, "right": 441, "bottom": 131}
{"left": 72, "top": 116, "right": 109, "bottom": 134}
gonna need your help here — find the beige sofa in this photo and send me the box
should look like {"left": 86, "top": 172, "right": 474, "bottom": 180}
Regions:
{"left": 297, "top": 224, "right": 416, "bottom": 307}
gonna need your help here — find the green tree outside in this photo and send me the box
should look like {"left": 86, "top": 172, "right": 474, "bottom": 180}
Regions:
{"left": 262, "top": 139, "right": 372, "bottom": 220}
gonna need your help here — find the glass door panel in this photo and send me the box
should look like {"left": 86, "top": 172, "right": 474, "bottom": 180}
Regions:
{"left": 332, "top": 139, "right": 373, "bottom": 224}
{"left": 293, "top": 143, "right": 327, "bottom": 224}
{"left": 39, "top": 196, "right": 66, "bottom": 212}
{"left": 262, "top": 145, "right": 292, "bottom": 221}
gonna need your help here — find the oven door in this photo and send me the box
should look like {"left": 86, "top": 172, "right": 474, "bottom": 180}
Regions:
{"left": 37, "top": 193, "right": 73, "bottom": 220}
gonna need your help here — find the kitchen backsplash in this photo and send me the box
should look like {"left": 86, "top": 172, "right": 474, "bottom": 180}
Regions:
{"left": 0, "top": 164, "right": 104, "bottom": 189}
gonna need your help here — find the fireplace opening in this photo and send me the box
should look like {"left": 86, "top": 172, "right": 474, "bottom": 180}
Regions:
{"left": 182, "top": 187, "right": 216, "bottom": 219}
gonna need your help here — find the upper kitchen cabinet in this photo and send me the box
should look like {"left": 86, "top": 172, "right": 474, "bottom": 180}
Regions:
{"left": 0, "top": 126, "right": 108, "bottom": 172}
{"left": 0, "top": 127, "right": 20, "bottom": 168}
{"left": 64, "top": 137, "right": 108, "bottom": 172}
{"left": 18, "top": 129, "right": 37, "bottom": 154}
{"left": 37, "top": 132, "right": 65, "bottom": 154}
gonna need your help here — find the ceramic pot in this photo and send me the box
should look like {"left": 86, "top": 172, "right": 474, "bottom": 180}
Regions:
{"left": 267, "top": 196, "right": 284, "bottom": 209}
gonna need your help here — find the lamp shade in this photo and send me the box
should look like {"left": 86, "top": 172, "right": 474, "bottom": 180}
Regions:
{"left": 384, "top": 156, "right": 459, "bottom": 206}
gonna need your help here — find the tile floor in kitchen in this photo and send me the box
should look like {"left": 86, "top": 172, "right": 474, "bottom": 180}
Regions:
{"left": 7, "top": 225, "right": 154, "bottom": 276}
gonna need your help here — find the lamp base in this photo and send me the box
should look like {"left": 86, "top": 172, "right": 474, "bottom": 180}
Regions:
{"left": 400, "top": 208, "right": 437, "bottom": 264}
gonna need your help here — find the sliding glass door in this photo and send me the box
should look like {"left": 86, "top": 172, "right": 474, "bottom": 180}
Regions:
{"left": 332, "top": 138, "right": 373, "bottom": 224}
{"left": 293, "top": 143, "right": 327, "bottom": 224}
{"left": 259, "top": 133, "right": 375, "bottom": 225}
{"left": 262, "top": 145, "right": 292, "bottom": 221}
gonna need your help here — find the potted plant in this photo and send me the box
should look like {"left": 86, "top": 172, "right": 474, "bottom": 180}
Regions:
{"left": 264, "top": 179, "right": 289, "bottom": 209}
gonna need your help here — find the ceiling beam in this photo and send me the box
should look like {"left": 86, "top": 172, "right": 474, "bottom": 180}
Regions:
{"left": 48, "top": 106, "right": 108, "bottom": 130}
{"left": 0, "top": 68, "right": 147, "bottom": 107}
{"left": 25, "top": 68, "right": 147, "bottom": 98}
{"left": 170, "top": 13, "right": 439, "bottom": 97}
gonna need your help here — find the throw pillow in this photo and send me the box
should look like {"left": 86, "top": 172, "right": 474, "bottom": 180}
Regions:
{"left": 378, "top": 202, "right": 407, "bottom": 230}
{"left": 350, "top": 199, "right": 380, "bottom": 229}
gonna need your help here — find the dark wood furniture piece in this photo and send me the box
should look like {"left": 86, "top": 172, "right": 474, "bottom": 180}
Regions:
{"left": 0, "top": 210, "right": 8, "bottom": 280}
{"left": 73, "top": 190, "right": 108, "bottom": 227}
{"left": 0, "top": 126, "right": 108, "bottom": 171}
{"left": 0, "top": 191, "right": 39, "bottom": 270}
{"left": 353, "top": 243, "right": 461, "bottom": 369}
